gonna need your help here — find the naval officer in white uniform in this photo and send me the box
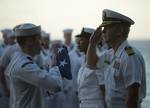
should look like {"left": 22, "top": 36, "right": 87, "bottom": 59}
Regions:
{"left": 5, "top": 23, "right": 63, "bottom": 108}
{"left": 77, "top": 27, "right": 104, "bottom": 108}
{"left": 86, "top": 9, "right": 146, "bottom": 108}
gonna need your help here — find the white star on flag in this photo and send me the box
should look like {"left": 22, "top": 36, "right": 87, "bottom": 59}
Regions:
{"left": 58, "top": 47, "right": 64, "bottom": 53}
{"left": 59, "top": 59, "right": 68, "bottom": 67}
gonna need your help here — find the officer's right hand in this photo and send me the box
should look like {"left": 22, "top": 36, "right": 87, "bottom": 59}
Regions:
{"left": 89, "top": 26, "right": 102, "bottom": 45}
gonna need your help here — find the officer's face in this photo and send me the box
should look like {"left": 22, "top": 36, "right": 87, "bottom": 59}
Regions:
{"left": 77, "top": 37, "right": 89, "bottom": 53}
{"left": 102, "top": 25, "right": 118, "bottom": 45}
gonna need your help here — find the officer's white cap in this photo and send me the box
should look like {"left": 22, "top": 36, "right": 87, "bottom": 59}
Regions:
{"left": 1, "top": 28, "right": 15, "bottom": 38}
{"left": 14, "top": 23, "right": 41, "bottom": 37}
{"left": 63, "top": 28, "right": 73, "bottom": 34}
{"left": 76, "top": 27, "right": 95, "bottom": 38}
{"left": 100, "top": 9, "right": 135, "bottom": 27}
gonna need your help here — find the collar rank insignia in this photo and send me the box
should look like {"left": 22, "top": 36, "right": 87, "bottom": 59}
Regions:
{"left": 125, "top": 47, "right": 135, "bottom": 56}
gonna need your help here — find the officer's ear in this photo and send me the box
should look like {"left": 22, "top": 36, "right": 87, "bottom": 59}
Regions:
{"left": 114, "top": 24, "right": 124, "bottom": 36}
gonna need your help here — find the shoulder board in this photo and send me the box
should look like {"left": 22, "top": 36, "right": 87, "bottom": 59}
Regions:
{"left": 125, "top": 47, "right": 135, "bottom": 56}
{"left": 21, "top": 61, "right": 33, "bottom": 68}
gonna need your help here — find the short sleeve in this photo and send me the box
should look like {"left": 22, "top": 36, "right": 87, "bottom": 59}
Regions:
{"left": 124, "top": 54, "right": 144, "bottom": 88}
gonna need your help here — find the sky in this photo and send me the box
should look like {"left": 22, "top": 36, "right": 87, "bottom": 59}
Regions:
{"left": 0, "top": 0, "right": 150, "bottom": 41}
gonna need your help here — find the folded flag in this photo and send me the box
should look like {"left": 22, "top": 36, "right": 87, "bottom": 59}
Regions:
{"left": 56, "top": 45, "right": 72, "bottom": 80}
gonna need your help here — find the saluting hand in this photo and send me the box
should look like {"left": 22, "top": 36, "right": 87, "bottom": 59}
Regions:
{"left": 89, "top": 26, "right": 102, "bottom": 45}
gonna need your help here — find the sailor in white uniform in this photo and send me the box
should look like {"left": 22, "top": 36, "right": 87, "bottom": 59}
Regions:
{"left": 0, "top": 28, "right": 11, "bottom": 50}
{"left": 77, "top": 27, "right": 104, "bottom": 108}
{"left": 5, "top": 29, "right": 16, "bottom": 46}
{"left": 49, "top": 40, "right": 71, "bottom": 108}
{"left": 40, "top": 31, "right": 51, "bottom": 70}
{"left": 40, "top": 31, "right": 54, "bottom": 108}
{"left": 5, "top": 23, "right": 63, "bottom": 108}
{"left": 69, "top": 36, "right": 85, "bottom": 108}
{"left": 63, "top": 28, "right": 74, "bottom": 52}
{"left": 0, "top": 29, "right": 19, "bottom": 108}
{"left": 62, "top": 28, "right": 75, "bottom": 108}
{"left": 86, "top": 9, "right": 146, "bottom": 108}
{"left": 0, "top": 28, "right": 46, "bottom": 108}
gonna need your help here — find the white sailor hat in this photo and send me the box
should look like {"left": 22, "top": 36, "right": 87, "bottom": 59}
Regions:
{"left": 63, "top": 28, "right": 73, "bottom": 34}
{"left": 14, "top": 23, "right": 41, "bottom": 37}
{"left": 41, "top": 30, "right": 50, "bottom": 38}
{"left": 51, "top": 40, "right": 62, "bottom": 45}
{"left": 1, "top": 28, "right": 15, "bottom": 38}
{"left": 100, "top": 9, "right": 135, "bottom": 27}
{"left": 76, "top": 27, "right": 95, "bottom": 38}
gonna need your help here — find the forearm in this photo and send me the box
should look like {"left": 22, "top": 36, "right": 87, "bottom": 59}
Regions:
{"left": 86, "top": 43, "right": 98, "bottom": 69}
{"left": 0, "top": 67, "right": 9, "bottom": 96}
{"left": 126, "top": 83, "right": 139, "bottom": 108}
{"left": 126, "top": 98, "right": 138, "bottom": 108}
{"left": 1, "top": 74, "right": 8, "bottom": 90}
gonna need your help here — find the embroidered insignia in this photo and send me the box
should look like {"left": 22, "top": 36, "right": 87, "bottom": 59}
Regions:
{"left": 125, "top": 47, "right": 135, "bottom": 56}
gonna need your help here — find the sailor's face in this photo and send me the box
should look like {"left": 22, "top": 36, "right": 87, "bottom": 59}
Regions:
{"left": 77, "top": 37, "right": 89, "bottom": 53}
{"left": 64, "top": 33, "right": 72, "bottom": 42}
{"left": 41, "top": 37, "right": 50, "bottom": 48}
{"left": 32, "top": 36, "right": 41, "bottom": 55}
